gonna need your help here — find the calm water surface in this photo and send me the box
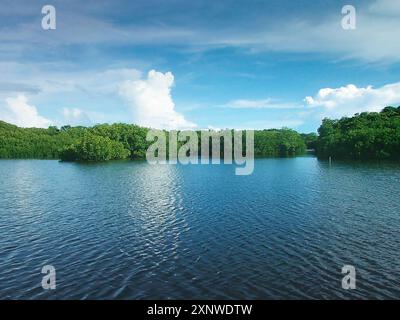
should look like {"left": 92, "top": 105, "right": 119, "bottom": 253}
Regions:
{"left": 0, "top": 157, "right": 400, "bottom": 299}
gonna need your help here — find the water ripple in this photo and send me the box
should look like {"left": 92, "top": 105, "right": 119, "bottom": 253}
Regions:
{"left": 0, "top": 158, "right": 400, "bottom": 299}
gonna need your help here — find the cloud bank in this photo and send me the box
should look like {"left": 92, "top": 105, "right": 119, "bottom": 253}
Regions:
{"left": 119, "top": 70, "right": 196, "bottom": 130}
{"left": 2, "top": 0, "right": 400, "bottom": 63}
{"left": 305, "top": 82, "right": 400, "bottom": 118}
{"left": 0, "top": 69, "right": 197, "bottom": 130}
{"left": 0, "top": 94, "right": 52, "bottom": 128}
{"left": 62, "top": 107, "right": 92, "bottom": 126}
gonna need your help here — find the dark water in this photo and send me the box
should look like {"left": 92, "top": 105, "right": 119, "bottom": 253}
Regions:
{"left": 1, "top": 157, "right": 400, "bottom": 299}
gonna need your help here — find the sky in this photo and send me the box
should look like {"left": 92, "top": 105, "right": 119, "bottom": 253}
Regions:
{"left": 1, "top": 0, "right": 400, "bottom": 132}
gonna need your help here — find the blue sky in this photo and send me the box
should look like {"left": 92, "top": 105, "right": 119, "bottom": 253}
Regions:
{"left": 1, "top": 0, "right": 400, "bottom": 132}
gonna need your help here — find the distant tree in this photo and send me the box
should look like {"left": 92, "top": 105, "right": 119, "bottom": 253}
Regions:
{"left": 316, "top": 106, "right": 400, "bottom": 159}
{"left": 254, "top": 128, "right": 306, "bottom": 157}
{"left": 60, "top": 132, "right": 130, "bottom": 161}
{"left": 300, "top": 132, "right": 318, "bottom": 150}
{"left": 1, "top": 120, "right": 310, "bottom": 161}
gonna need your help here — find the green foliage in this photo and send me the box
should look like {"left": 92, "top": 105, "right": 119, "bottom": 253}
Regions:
{"left": 3, "top": 106, "right": 398, "bottom": 162}
{"left": 0, "top": 120, "right": 308, "bottom": 161}
{"left": 60, "top": 132, "right": 130, "bottom": 161}
{"left": 254, "top": 128, "right": 306, "bottom": 156}
{"left": 300, "top": 132, "right": 318, "bottom": 150}
{"left": 89, "top": 123, "right": 150, "bottom": 158}
{"left": 0, "top": 121, "right": 151, "bottom": 160}
{"left": 316, "top": 106, "right": 400, "bottom": 159}
{"left": 0, "top": 121, "right": 85, "bottom": 159}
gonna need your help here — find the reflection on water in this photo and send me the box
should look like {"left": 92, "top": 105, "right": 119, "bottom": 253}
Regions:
{"left": 0, "top": 158, "right": 400, "bottom": 299}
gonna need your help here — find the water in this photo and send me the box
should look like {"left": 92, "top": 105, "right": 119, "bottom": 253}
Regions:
{"left": 0, "top": 157, "right": 400, "bottom": 299}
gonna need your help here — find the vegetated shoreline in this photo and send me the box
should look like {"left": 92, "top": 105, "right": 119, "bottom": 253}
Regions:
{"left": 1, "top": 106, "right": 399, "bottom": 162}
{"left": 0, "top": 122, "right": 309, "bottom": 161}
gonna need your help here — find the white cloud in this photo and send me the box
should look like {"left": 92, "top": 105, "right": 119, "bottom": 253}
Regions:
{"left": 198, "top": 0, "right": 400, "bottom": 63}
{"left": 62, "top": 107, "right": 92, "bottom": 126}
{"left": 305, "top": 82, "right": 400, "bottom": 118}
{"left": 223, "top": 98, "right": 301, "bottom": 109}
{"left": 0, "top": 67, "right": 197, "bottom": 129}
{"left": 201, "top": 0, "right": 400, "bottom": 63}
{"left": 2, "top": 1, "right": 400, "bottom": 63}
{"left": 119, "top": 70, "right": 196, "bottom": 130}
{"left": 0, "top": 94, "right": 52, "bottom": 128}
{"left": 0, "top": 63, "right": 144, "bottom": 98}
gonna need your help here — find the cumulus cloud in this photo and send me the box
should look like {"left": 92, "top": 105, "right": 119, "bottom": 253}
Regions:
{"left": 62, "top": 107, "right": 92, "bottom": 126}
{"left": 119, "top": 70, "right": 196, "bottom": 130}
{"left": 305, "top": 82, "right": 400, "bottom": 118}
{"left": 0, "top": 94, "right": 52, "bottom": 128}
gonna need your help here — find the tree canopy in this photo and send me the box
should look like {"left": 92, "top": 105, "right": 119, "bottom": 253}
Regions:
{"left": 60, "top": 132, "right": 130, "bottom": 161}
{"left": 316, "top": 106, "right": 400, "bottom": 159}
{"left": 0, "top": 121, "right": 307, "bottom": 161}
{"left": 3, "top": 106, "right": 399, "bottom": 162}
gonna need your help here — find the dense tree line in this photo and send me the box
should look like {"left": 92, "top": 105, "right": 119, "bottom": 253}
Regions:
{"left": 0, "top": 121, "right": 306, "bottom": 161}
{"left": 316, "top": 106, "right": 400, "bottom": 159}
{"left": 0, "top": 121, "right": 85, "bottom": 159}
{"left": 59, "top": 132, "right": 131, "bottom": 161}
{"left": 254, "top": 129, "right": 306, "bottom": 156}
{"left": 300, "top": 133, "right": 318, "bottom": 150}
{"left": 3, "top": 106, "right": 399, "bottom": 162}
